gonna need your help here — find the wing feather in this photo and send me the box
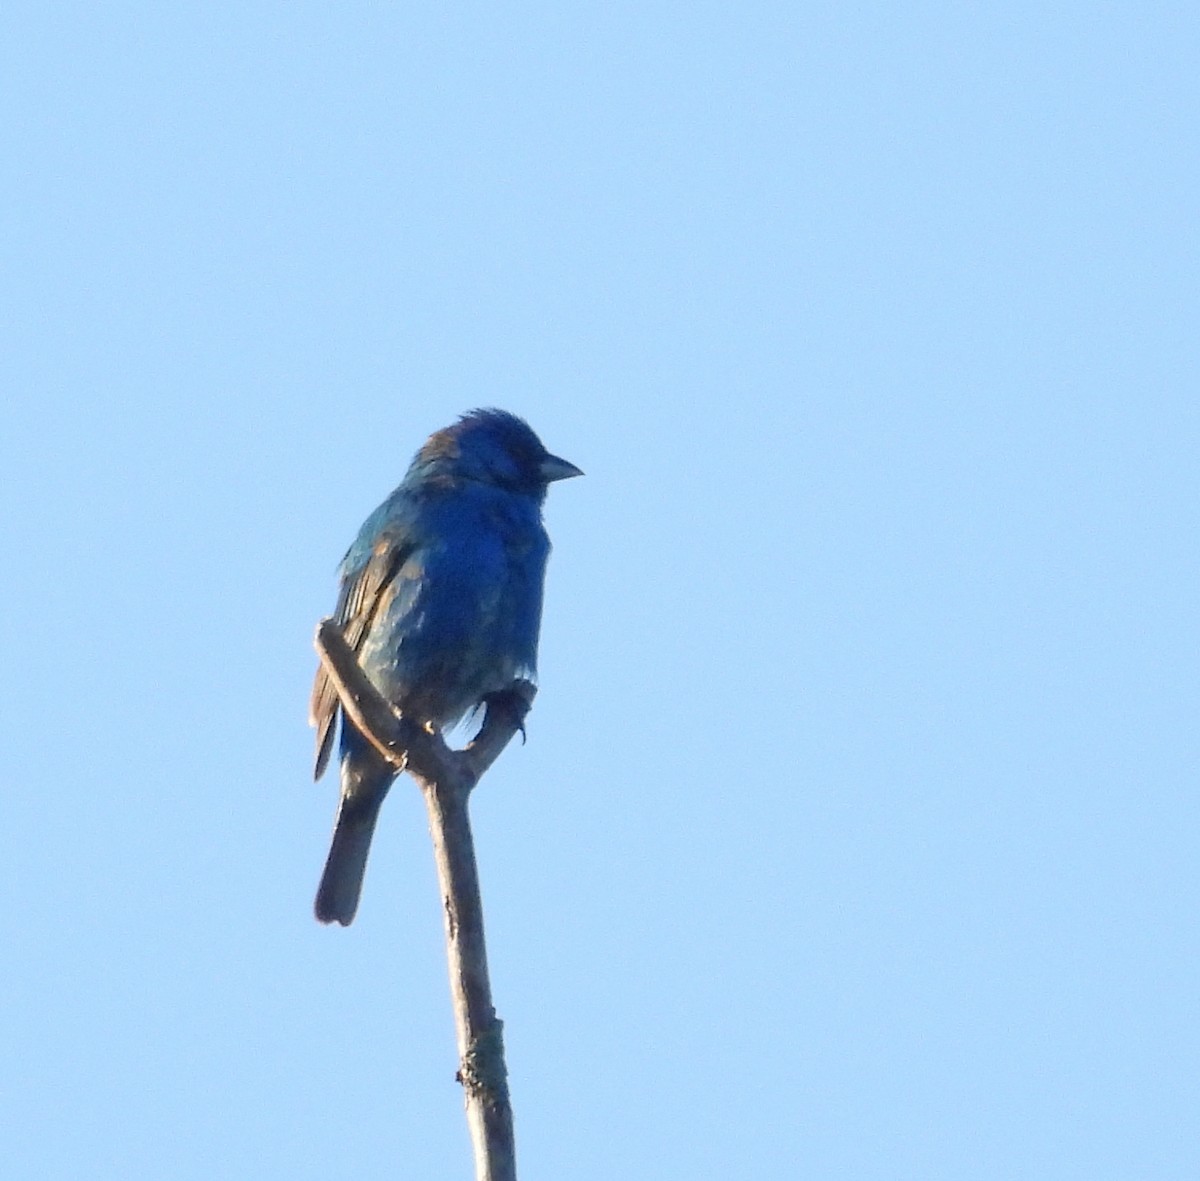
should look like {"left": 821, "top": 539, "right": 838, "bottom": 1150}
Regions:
{"left": 310, "top": 535, "right": 412, "bottom": 779}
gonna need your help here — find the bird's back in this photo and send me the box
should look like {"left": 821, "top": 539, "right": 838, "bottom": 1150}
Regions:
{"left": 355, "top": 477, "right": 550, "bottom": 730}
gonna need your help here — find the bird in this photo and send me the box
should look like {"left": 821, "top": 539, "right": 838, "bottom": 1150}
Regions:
{"left": 310, "top": 408, "right": 582, "bottom": 925}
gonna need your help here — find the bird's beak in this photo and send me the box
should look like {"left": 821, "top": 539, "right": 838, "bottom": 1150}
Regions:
{"left": 540, "top": 453, "right": 584, "bottom": 482}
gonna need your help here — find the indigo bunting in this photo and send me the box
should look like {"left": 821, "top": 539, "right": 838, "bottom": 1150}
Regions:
{"left": 310, "top": 409, "right": 581, "bottom": 925}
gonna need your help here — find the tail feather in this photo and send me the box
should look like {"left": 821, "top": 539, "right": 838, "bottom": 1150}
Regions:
{"left": 315, "top": 751, "right": 394, "bottom": 926}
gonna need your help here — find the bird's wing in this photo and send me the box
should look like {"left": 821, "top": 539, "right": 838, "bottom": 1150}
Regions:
{"left": 310, "top": 532, "right": 414, "bottom": 779}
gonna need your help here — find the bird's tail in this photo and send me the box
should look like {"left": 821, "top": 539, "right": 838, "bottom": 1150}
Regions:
{"left": 315, "top": 753, "right": 394, "bottom": 926}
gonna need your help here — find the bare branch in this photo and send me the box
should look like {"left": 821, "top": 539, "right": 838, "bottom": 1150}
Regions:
{"left": 313, "top": 618, "right": 527, "bottom": 1181}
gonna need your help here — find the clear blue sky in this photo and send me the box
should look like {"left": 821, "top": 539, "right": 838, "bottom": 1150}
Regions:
{"left": 3, "top": 4, "right": 1197, "bottom": 1178}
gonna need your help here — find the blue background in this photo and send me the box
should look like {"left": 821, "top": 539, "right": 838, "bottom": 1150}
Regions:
{"left": 3, "top": 4, "right": 1197, "bottom": 1177}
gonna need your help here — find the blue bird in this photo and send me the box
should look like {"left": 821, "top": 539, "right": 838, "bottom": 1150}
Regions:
{"left": 310, "top": 409, "right": 582, "bottom": 925}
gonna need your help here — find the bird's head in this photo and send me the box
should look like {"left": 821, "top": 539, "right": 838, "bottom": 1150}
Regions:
{"left": 415, "top": 408, "right": 582, "bottom": 499}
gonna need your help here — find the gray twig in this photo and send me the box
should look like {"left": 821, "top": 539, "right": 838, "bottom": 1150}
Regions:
{"left": 315, "top": 618, "right": 533, "bottom": 1181}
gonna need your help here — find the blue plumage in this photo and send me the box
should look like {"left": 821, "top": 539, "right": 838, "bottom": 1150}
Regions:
{"left": 310, "top": 409, "right": 581, "bottom": 925}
